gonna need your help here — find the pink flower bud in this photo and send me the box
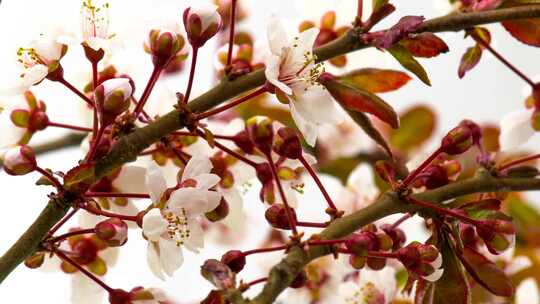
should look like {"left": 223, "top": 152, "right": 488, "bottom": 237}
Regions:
{"left": 95, "top": 217, "right": 128, "bottom": 247}
{"left": 273, "top": 127, "right": 302, "bottom": 159}
{"left": 265, "top": 204, "right": 297, "bottom": 230}
{"left": 183, "top": 4, "right": 223, "bottom": 48}
{"left": 440, "top": 125, "right": 473, "bottom": 155}
{"left": 221, "top": 250, "right": 246, "bottom": 273}
{"left": 205, "top": 197, "right": 230, "bottom": 222}
{"left": 397, "top": 242, "right": 443, "bottom": 282}
{"left": 416, "top": 164, "right": 449, "bottom": 189}
{"left": 2, "top": 145, "right": 37, "bottom": 176}
{"left": 459, "top": 119, "right": 482, "bottom": 145}
{"left": 94, "top": 78, "right": 134, "bottom": 125}
{"left": 147, "top": 29, "right": 186, "bottom": 68}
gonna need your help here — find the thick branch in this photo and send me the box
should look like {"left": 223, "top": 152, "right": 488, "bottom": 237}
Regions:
{"left": 1, "top": 5, "right": 540, "bottom": 285}
{"left": 246, "top": 174, "right": 540, "bottom": 304}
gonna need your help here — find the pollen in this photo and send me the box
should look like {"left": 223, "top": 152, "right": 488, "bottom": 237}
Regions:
{"left": 164, "top": 208, "right": 190, "bottom": 247}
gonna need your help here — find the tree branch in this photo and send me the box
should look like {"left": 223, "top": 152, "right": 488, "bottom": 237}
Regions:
{"left": 1, "top": 5, "right": 540, "bottom": 285}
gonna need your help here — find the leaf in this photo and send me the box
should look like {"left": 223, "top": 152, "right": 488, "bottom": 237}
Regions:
{"left": 458, "top": 45, "right": 482, "bottom": 78}
{"left": 347, "top": 110, "right": 393, "bottom": 157}
{"left": 365, "top": 16, "right": 425, "bottom": 49}
{"left": 506, "top": 193, "right": 540, "bottom": 246}
{"left": 502, "top": 18, "right": 540, "bottom": 47}
{"left": 372, "top": 0, "right": 389, "bottom": 12}
{"left": 430, "top": 239, "right": 471, "bottom": 304}
{"left": 388, "top": 44, "right": 431, "bottom": 86}
{"left": 400, "top": 33, "right": 449, "bottom": 58}
{"left": 459, "top": 246, "right": 514, "bottom": 297}
{"left": 338, "top": 68, "right": 412, "bottom": 93}
{"left": 321, "top": 78, "right": 399, "bottom": 129}
{"left": 64, "top": 164, "right": 96, "bottom": 193}
{"left": 460, "top": 198, "right": 502, "bottom": 213}
{"left": 390, "top": 105, "right": 436, "bottom": 152}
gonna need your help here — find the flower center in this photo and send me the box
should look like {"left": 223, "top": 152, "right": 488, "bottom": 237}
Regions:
{"left": 345, "top": 282, "right": 385, "bottom": 304}
{"left": 81, "top": 0, "right": 110, "bottom": 39}
{"left": 164, "top": 208, "right": 190, "bottom": 246}
{"left": 17, "top": 48, "right": 48, "bottom": 69}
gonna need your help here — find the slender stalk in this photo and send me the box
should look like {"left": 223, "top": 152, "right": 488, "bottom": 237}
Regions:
{"left": 499, "top": 153, "right": 540, "bottom": 171}
{"left": 471, "top": 31, "right": 535, "bottom": 87}
{"left": 92, "top": 61, "right": 99, "bottom": 138}
{"left": 85, "top": 126, "right": 106, "bottom": 163}
{"left": 48, "top": 208, "right": 79, "bottom": 236}
{"left": 357, "top": 0, "right": 363, "bottom": 22}
{"left": 171, "top": 130, "right": 236, "bottom": 141}
{"left": 84, "top": 191, "right": 150, "bottom": 199}
{"left": 196, "top": 87, "right": 266, "bottom": 120}
{"left": 54, "top": 249, "right": 113, "bottom": 293}
{"left": 58, "top": 78, "right": 94, "bottom": 107}
{"left": 265, "top": 153, "right": 298, "bottom": 236}
{"left": 401, "top": 147, "right": 442, "bottom": 187}
{"left": 48, "top": 121, "right": 92, "bottom": 132}
{"left": 366, "top": 250, "right": 399, "bottom": 259}
{"left": 35, "top": 167, "right": 62, "bottom": 189}
{"left": 48, "top": 228, "right": 95, "bottom": 244}
{"left": 243, "top": 245, "right": 289, "bottom": 256}
{"left": 133, "top": 66, "right": 162, "bottom": 117}
{"left": 407, "top": 197, "right": 479, "bottom": 225}
{"left": 299, "top": 155, "right": 337, "bottom": 211}
{"left": 226, "top": 0, "right": 238, "bottom": 67}
{"left": 183, "top": 47, "right": 199, "bottom": 104}
{"left": 390, "top": 213, "right": 411, "bottom": 230}
{"left": 296, "top": 221, "right": 328, "bottom": 228}
{"left": 81, "top": 203, "right": 139, "bottom": 222}
{"left": 246, "top": 278, "right": 268, "bottom": 288}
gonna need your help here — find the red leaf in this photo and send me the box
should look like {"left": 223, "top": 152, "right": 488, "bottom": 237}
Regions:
{"left": 338, "top": 68, "right": 412, "bottom": 93}
{"left": 320, "top": 76, "right": 399, "bottom": 129}
{"left": 459, "top": 246, "right": 514, "bottom": 297}
{"left": 458, "top": 45, "right": 482, "bottom": 78}
{"left": 401, "top": 33, "right": 449, "bottom": 58}
{"left": 502, "top": 18, "right": 540, "bottom": 47}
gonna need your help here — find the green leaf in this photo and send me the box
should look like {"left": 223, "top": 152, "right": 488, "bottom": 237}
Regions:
{"left": 338, "top": 68, "right": 411, "bottom": 93}
{"left": 372, "top": 0, "right": 390, "bottom": 12}
{"left": 390, "top": 105, "right": 436, "bottom": 152}
{"left": 64, "top": 164, "right": 96, "bottom": 193}
{"left": 388, "top": 44, "right": 431, "bottom": 86}
{"left": 459, "top": 246, "right": 514, "bottom": 297}
{"left": 347, "top": 110, "right": 393, "bottom": 157}
{"left": 458, "top": 45, "right": 482, "bottom": 78}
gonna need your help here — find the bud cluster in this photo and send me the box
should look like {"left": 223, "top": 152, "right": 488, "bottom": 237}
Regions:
{"left": 396, "top": 242, "right": 444, "bottom": 282}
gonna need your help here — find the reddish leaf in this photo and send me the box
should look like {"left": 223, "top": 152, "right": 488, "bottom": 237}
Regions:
{"left": 390, "top": 105, "right": 436, "bottom": 152}
{"left": 460, "top": 198, "right": 502, "bottom": 212}
{"left": 320, "top": 76, "right": 399, "bottom": 129}
{"left": 401, "top": 33, "right": 449, "bottom": 58}
{"left": 502, "top": 18, "right": 540, "bottom": 47}
{"left": 458, "top": 45, "right": 482, "bottom": 78}
{"left": 338, "top": 68, "right": 412, "bottom": 93}
{"left": 459, "top": 246, "right": 514, "bottom": 297}
{"left": 364, "top": 15, "right": 425, "bottom": 49}
{"left": 388, "top": 44, "right": 431, "bottom": 86}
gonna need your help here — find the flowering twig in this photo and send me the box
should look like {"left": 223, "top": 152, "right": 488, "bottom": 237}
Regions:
{"left": 133, "top": 66, "right": 162, "bottom": 117}
{"left": 54, "top": 249, "right": 113, "bottom": 293}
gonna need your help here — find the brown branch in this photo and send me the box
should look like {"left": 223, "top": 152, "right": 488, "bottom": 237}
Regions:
{"left": 1, "top": 5, "right": 540, "bottom": 286}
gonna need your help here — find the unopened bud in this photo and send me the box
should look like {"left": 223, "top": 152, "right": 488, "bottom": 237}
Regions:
{"left": 380, "top": 224, "right": 406, "bottom": 251}
{"left": 232, "top": 130, "right": 255, "bottom": 154}
{"left": 265, "top": 204, "right": 297, "bottom": 230}
{"left": 205, "top": 197, "right": 230, "bottom": 222}
{"left": 108, "top": 288, "right": 131, "bottom": 304}
{"left": 94, "top": 78, "right": 134, "bottom": 125}
{"left": 417, "top": 165, "right": 449, "bottom": 189}
{"left": 147, "top": 29, "right": 185, "bottom": 68}
{"left": 440, "top": 125, "right": 473, "bottom": 155}
{"left": 247, "top": 117, "right": 274, "bottom": 154}
{"left": 345, "top": 232, "right": 376, "bottom": 255}
{"left": 255, "top": 163, "right": 273, "bottom": 185}
{"left": 459, "top": 119, "right": 482, "bottom": 145}
{"left": 367, "top": 257, "right": 386, "bottom": 270}
{"left": 95, "top": 217, "right": 128, "bottom": 247}
{"left": 376, "top": 232, "right": 394, "bottom": 251}
{"left": 24, "top": 252, "right": 45, "bottom": 269}
{"left": 349, "top": 254, "right": 366, "bottom": 269}
{"left": 3, "top": 145, "right": 37, "bottom": 176}
{"left": 183, "top": 4, "right": 223, "bottom": 48}
{"left": 221, "top": 250, "right": 246, "bottom": 273}
{"left": 273, "top": 127, "right": 302, "bottom": 159}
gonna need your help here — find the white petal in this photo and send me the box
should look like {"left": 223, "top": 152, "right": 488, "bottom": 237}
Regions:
{"left": 167, "top": 188, "right": 208, "bottom": 216}
{"left": 423, "top": 267, "right": 444, "bottom": 282}
{"left": 158, "top": 239, "right": 183, "bottom": 277}
{"left": 182, "top": 155, "right": 213, "bottom": 181}
{"left": 267, "top": 17, "right": 288, "bottom": 55}
{"left": 431, "top": 253, "right": 443, "bottom": 269}
{"left": 500, "top": 109, "right": 535, "bottom": 151}
{"left": 506, "top": 256, "right": 532, "bottom": 276}
{"left": 23, "top": 65, "right": 49, "bottom": 86}
{"left": 205, "top": 190, "right": 223, "bottom": 212}
{"left": 293, "top": 86, "right": 343, "bottom": 124}
{"left": 194, "top": 173, "right": 221, "bottom": 190}
{"left": 142, "top": 209, "right": 167, "bottom": 242}
{"left": 183, "top": 219, "right": 205, "bottom": 252}
{"left": 516, "top": 278, "right": 540, "bottom": 304}
{"left": 222, "top": 189, "right": 244, "bottom": 231}
{"left": 100, "top": 248, "right": 119, "bottom": 267}
{"left": 291, "top": 27, "right": 319, "bottom": 63}
{"left": 71, "top": 274, "right": 105, "bottom": 304}
{"left": 146, "top": 163, "right": 167, "bottom": 205}
{"left": 146, "top": 242, "right": 165, "bottom": 280}
{"left": 113, "top": 165, "right": 148, "bottom": 194}
{"left": 264, "top": 55, "right": 293, "bottom": 95}
{"left": 290, "top": 102, "right": 318, "bottom": 146}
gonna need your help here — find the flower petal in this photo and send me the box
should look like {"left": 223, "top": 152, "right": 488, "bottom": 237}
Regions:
{"left": 290, "top": 102, "right": 318, "bottom": 146}
{"left": 194, "top": 173, "right": 221, "bottom": 190}
{"left": 113, "top": 165, "right": 147, "bottom": 194}
{"left": 146, "top": 242, "right": 165, "bottom": 280}
{"left": 500, "top": 109, "right": 535, "bottom": 151}
{"left": 167, "top": 188, "right": 208, "bottom": 216}
{"left": 265, "top": 55, "right": 293, "bottom": 95}
{"left": 182, "top": 155, "right": 213, "bottom": 181}
{"left": 267, "top": 16, "right": 288, "bottom": 55}
{"left": 146, "top": 163, "right": 168, "bottom": 205}
{"left": 183, "top": 218, "right": 205, "bottom": 252}
{"left": 423, "top": 267, "right": 444, "bottom": 282}
{"left": 158, "top": 239, "right": 183, "bottom": 277}
{"left": 293, "top": 86, "right": 344, "bottom": 124}
{"left": 142, "top": 209, "right": 167, "bottom": 242}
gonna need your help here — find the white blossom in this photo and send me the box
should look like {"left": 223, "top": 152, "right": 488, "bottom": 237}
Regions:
{"left": 499, "top": 108, "right": 535, "bottom": 151}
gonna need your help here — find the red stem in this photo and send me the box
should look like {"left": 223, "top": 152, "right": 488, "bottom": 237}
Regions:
{"left": 183, "top": 47, "right": 199, "bottom": 104}
{"left": 265, "top": 153, "right": 298, "bottom": 236}
{"left": 195, "top": 129, "right": 259, "bottom": 167}
{"left": 49, "top": 228, "right": 95, "bottom": 244}
{"left": 196, "top": 86, "right": 267, "bottom": 120}
{"left": 48, "top": 121, "right": 92, "bottom": 132}
{"left": 390, "top": 213, "right": 411, "bottom": 230}
{"left": 48, "top": 208, "right": 79, "bottom": 236}
{"left": 299, "top": 155, "right": 337, "bottom": 211}
{"left": 296, "top": 221, "right": 328, "bottom": 228}
{"left": 54, "top": 249, "right": 113, "bottom": 293}
{"left": 367, "top": 251, "right": 399, "bottom": 259}
{"left": 85, "top": 125, "right": 106, "bottom": 163}
{"left": 226, "top": 0, "right": 238, "bottom": 67}
{"left": 81, "top": 203, "right": 139, "bottom": 222}
{"left": 246, "top": 277, "right": 268, "bottom": 287}
{"left": 133, "top": 66, "right": 162, "bottom": 117}
{"left": 471, "top": 31, "right": 535, "bottom": 87}
{"left": 401, "top": 147, "right": 442, "bottom": 187}
{"left": 92, "top": 61, "right": 99, "bottom": 138}
{"left": 408, "top": 197, "right": 479, "bottom": 225}
{"left": 357, "top": 0, "right": 363, "bottom": 22}
{"left": 84, "top": 191, "right": 150, "bottom": 199}
{"left": 499, "top": 153, "right": 540, "bottom": 171}
{"left": 243, "top": 245, "right": 289, "bottom": 256}
{"left": 58, "top": 78, "right": 95, "bottom": 107}
{"left": 35, "top": 166, "right": 63, "bottom": 189}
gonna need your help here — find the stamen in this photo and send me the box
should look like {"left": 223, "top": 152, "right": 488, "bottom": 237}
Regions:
{"left": 164, "top": 208, "right": 190, "bottom": 247}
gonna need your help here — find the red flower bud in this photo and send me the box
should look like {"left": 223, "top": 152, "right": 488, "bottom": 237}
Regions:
{"left": 109, "top": 288, "right": 131, "bottom": 304}
{"left": 147, "top": 29, "right": 186, "bottom": 68}
{"left": 2, "top": 145, "right": 37, "bottom": 176}
{"left": 380, "top": 224, "right": 406, "bottom": 251}
{"left": 440, "top": 125, "right": 473, "bottom": 155}
{"left": 273, "top": 127, "right": 302, "bottom": 159}
{"left": 345, "top": 232, "right": 377, "bottom": 255}
{"left": 232, "top": 130, "right": 255, "bottom": 154}
{"left": 221, "top": 250, "right": 246, "bottom": 273}
{"left": 265, "top": 204, "right": 297, "bottom": 230}
{"left": 247, "top": 117, "right": 274, "bottom": 155}
{"left": 459, "top": 119, "right": 482, "bottom": 145}
{"left": 95, "top": 217, "right": 128, "bottom": 247}
{"left": 416, "top": 164, "right": 449, "bottom": 189}
{"left": 476, "top": 219, "right": 516, "bottom": 255}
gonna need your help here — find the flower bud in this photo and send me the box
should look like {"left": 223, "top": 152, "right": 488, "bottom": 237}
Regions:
{"left": 349, "top": 254, "right": 367, "bottom": 269}
{"left": 221, "top": 250, "right": 246, "bottom": 273}
{"left": 273, "top": 127, "right": 302, "bottom": 159}
{"left": 108, "top": 288, "right": 131, "bottom": 304}
{"left": 183, "top": 4, "right": 223, "bottom": 48}
{"left": 232, "top": 130, "right": 255, "bottom": 154}
{"left": 440, "top": 125, "right": 473, "bottom": 155}
{"left": 476, "top": 219, "right": 516, "bottom": 254}
{"left": 255, "top": 163, "right": 273, "bottom": 185}
{"left": 459, "top": 119, "right": 482, "bottom": 145}
{"left": 416, "top": 164, "right": 449, "bottom": 189}
{"left": 345, "top": 232, "right": 377, "bottom": 255}
{"left": 460, "top": 223, "right": 477, "bottom": 246}
{"left": 367, "top": 257, "right": 386, "bottom": 270}
{"left": 380, "top": 224, "right": 406, "bottom": 251}
{"left": 147, "top": 29, "right": 186, "bottom": 68}
{"left": 265, "top": 204, "right": 297, "bottom": 230}
{"left": 94, "top": 78, "right": 134, "bottom": 125}
{"left": 247, "top": 117, "right": 274, "bottom": 154}
{"left": 2, "top": 145, "right": 37, "bottom": 176}
{"left": 201, "top": 259, "right": 235, "bottom": 289}
{"left": 24, "top": 252, "right": 45, "bottom": 269}
{"left": 376, "top": 231, "right": 394, "bottom": 251}
{"left": 95, "top": 217, "right": 128, "bottom": 247}
{"left": 289, "top": 270, "right": 307, "bottom": 288}
{"left": 205, "top": 197, "right": 230, "bottom": 222}
{"left": 397, "top": 242, "right": 444, "bottom": 282}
